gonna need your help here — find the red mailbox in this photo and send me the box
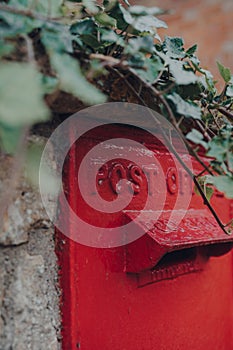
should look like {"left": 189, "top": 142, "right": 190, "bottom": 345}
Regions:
{"left": 56, "top": 109, "right": 233, "bottom": 350}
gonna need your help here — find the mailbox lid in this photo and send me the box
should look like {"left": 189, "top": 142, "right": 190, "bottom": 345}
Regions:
{"left": 125, "top": 209, "right": 233, "bottom": 247}
{"left": 125, "top": 209, "right": 233, "bottom": 273}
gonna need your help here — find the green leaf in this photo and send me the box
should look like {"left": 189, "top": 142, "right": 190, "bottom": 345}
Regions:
{"left": 95, "top": 13, "right": 116, "bottom": 27}
{"left": 226, "top": 84, "right": 233, "bottom": 97}
{"left": 190, "top": 55, "right": 200, "bottom": 66}
{"left": 168, "top": 60, "right": 198, "bottom": 85}
{"left": 40, "top": 75, "right": 59, "bottom": 94}
{"left": 133, "top": 56, "right": 163, "bottom": 83}
{"left": 82, "top": 0, "right": 99, "bottom": 14}
{"left": 100, "top": 29, "right": 125, "bottom": 46}
{"left": 167, "top": 93, "right": 202, "bottom": 119}
{"left": 0, "top": 11, "right": 39, "bottom": 37}
{"left": 163, "top": 36, "right": 185, "bottom": 59}
{"left": 9, "top": 0, "right": 63, "bottom": 17}
{"left": 122, "top": 0, "right": 130, "bottom": 6}
{"left": 207, "top": 138, "right": 227, "bottom": 163}
{"left": 0, "top": 62, "right": 50, "bottom": 127}
{"left": 88, "top": 59, "right": 108, "bottom": 79}
{"left": 0, "top": 40, "right": 14, "bottom": 57}
{"left": 194, "top": 175, "right": 214, "bottom": 202}
{"left": 177, "top": 83, "right": 202, "bottom": 100}
{"left": 228, "top": 152, "right": 233, "bottom": 172}
{"left": 126, "top": 36, "right": 154, "bottom": 55}
{"left": 108, "top": 2, "right": 129, "bottom": 31}
{"left": 121, "top": 6, "right": 167, "bottom": 33}
{"left": 71, "top": 18, "right": 97, "bottom": 35}
{"left": 217, "top": 61, "right": 231, "bottom": 83}
{"left": 199, "top": 68, "right": 216, "bottom": 93}
{"left": 41, "top": 23, "right": 73, "bottom": 53}
{"left": 103, "top": 0, "right": 111, "bottom": 7}
{"left": 109, "top": 4, "right": 167, "bottom": 34}
{"left": 127, "top": 54, "right": 145, "bottom": 68}
{"left": 25, "top": 142, "right": 59, "bottom": 192}
{"left": 186, "top": 129, "right": 208, "bottom": 148}
{"left": 129, "top": 5, "right": 165, "bottom": 16}
{"left": 186, "top": 44, "right": 197, "bottom": 56}
{"left": 0, "top": 123, "right": 23, "bottom": 154}
{"left": 70, "top": 19, "right": 100, "bottom": 49}
{"left": 25, "top": 142, "right": 43, "bottom": 188}
{"left": 205, "top": 186, "right": 214, "bottom": 202}
{"left": 213, "top": 176, "right": 233, "bottom": 198}
{"left": 134, "top": 14, "right": 167, "bottom": 32}
{"left": 50, "top": 52, "right": 107, "bottom": 105}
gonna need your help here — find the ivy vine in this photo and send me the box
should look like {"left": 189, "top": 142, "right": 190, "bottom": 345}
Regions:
{"left": 0, "top": 0, "right": 232, "bottom": 231}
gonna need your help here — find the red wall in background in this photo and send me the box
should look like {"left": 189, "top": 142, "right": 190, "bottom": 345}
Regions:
{"left": 136, "top": 0, "right": 233, "bottom": 87}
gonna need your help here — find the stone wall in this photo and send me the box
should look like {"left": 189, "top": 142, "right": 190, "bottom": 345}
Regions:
{"left": 0, "top": 154, "right": 61, "bottom": 350}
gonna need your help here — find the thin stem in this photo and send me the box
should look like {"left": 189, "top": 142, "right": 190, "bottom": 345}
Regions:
{"left": 21, "top": 34, "right": 36, "bottom": 64}
{"left": 196, "top": 120, "right": 211, "bottom": 141}
{"left": 218, "top": 106, "right": 233, "bottom": 123}
{"left": 195, "top": 168, "right": 207, "bottom": 178}
{"left": 224, "top": 219, "right": 233, "bottom": 228}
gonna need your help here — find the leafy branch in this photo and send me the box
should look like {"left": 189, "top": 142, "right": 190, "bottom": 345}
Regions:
{"left": 108, "top": 66, "right": 230, "bottom": 234}
{"left": 0, "top": 0, "right": 232, "bottom": 233}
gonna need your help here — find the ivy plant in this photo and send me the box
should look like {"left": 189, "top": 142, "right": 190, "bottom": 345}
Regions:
{"left": 0, "top": 0, "right": 232, "bottom": 232}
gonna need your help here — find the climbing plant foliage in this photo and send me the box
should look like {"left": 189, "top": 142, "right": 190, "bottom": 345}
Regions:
{"left": 0, "top": 0, "right": 233, "bottom": 206}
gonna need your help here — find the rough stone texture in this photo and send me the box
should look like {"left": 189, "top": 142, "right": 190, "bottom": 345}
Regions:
{"left": 0, "top": 154, "right": 61, "bottom": 350}
{"left": 0, "top": 156, "right": 48, "bottom": 246}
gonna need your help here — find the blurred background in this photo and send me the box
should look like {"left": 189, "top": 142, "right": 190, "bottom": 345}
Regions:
{"left": 135, "top": 0, "right": 233, "bottom": 84}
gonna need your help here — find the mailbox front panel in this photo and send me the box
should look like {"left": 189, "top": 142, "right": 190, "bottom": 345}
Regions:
{"left": 57, "top": 121, "right": 233, "bottom": 350}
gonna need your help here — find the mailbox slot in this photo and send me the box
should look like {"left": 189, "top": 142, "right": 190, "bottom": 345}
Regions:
{"left": 154, "top": 247, "right": 199, "bottom": 271}
{"left": 135, "top": 247, "right": 206, "bottom": 287}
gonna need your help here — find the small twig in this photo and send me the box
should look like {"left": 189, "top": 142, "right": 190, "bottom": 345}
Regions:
{"left": 218, "top": 83, "right": 228, "bottom": 102}
{"left": 186, "top": 146, "right": 214, "bottom": 176}
{"left": 152, "top": 69, "right": 164, "bottom": 85}
{"left": 90, "top": 53, "right": 123, "bottom": 67}
{"left": 207, "top": 107, "right": 221, "bottom": 130}
{"left": 177, "top": 116, "right": 184, "bottom": 127}
{"left": 21, "top": 34, "right": 36, "bottom": 64}
{"left": 198, "top": 118, "right": 216, "bottom": 138}
{"left": 195, "top": 168, "right": 207, "bottom": 178}
{"left": 196, "top": 120, "right": 211, "bottom": 141}
{"left": 224, "top": 219, "right": 233, "bottom": 228}
{"left": 125, "top": 66, "right": 179, "bottom": 128}
{"left": 138, "top": 82, "right": 143, "bottom": 95}
{"left": 218, "top": 106, "right": 233, "bottom": 123}
{"left": 157, "top": 82, "right": 175, "bottom": 95}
